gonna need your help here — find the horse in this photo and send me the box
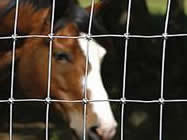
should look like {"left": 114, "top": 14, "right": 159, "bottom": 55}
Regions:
{"left": 0, "top": 0, "right": 117, "bottom": 139}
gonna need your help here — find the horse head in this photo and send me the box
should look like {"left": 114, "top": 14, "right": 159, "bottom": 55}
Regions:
{"left": 0, "top": 1, "right": 117, "bottom": 139}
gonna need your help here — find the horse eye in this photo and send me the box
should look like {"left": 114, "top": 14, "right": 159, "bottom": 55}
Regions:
{"left": 53, "top": 52, "right": 71, "bottom": 62}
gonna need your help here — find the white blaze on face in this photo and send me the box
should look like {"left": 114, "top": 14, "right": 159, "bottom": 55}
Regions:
{"left": 78, "top": 33, "right": 117, "bottom": 139}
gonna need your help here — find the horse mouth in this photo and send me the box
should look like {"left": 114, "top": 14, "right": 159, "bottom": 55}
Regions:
{"left": 88, "top": 126, "right": 101, "bottom": 140}
{"left": 87, "top": 125, "right": 117, "bottom": 140}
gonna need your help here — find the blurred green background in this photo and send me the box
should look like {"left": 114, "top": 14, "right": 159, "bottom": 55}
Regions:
{"left": 79, "top": 0, "right": 187, "bottom": 15}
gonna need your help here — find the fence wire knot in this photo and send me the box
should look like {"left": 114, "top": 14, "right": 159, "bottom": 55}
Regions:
{"left": 123, "top": 33, "right": 129, "bottom": 40}
{"left": 11, "top": 34, "right": 17, "bottom": 40}
{"left": 85, "top": 34, "right": 91, "bottom": 41}
{"left": 82, "top": 98, "right": 88, "bottom": 104}
{"left": 48, "top": 33, "right": 54, "bottom": 40}
{"left": 159, "top": 98, "right": 165, "bottom": 105}
{"left": 8, "top": 98, "right": 15, "bottom": 104}
{"left": 45, "top": 97, "right": 51, "bottom": 104}
{"left": 120, "top": 98, "right": 126, "bottom": 104}
{"left": 162, "top": 33, "right": 168, "bottom": 40}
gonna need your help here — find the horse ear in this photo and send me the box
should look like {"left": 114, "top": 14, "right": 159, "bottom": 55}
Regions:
{"left": 17, "top": 4, "right": 50, "bottom": 34}
{"left": 29, "top": 9, "right": 50, "bottom": 32}
{"left": 1, "top": 3, "right": 50, "bottom": 34}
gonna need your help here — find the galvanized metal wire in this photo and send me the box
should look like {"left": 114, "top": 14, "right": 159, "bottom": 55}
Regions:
{"left": 82, "top": 0, "right": 95, "bottom": 139}
{"left": 0, "top": 0, "right": 186, "bottom": 140}
{"left": 45, "top": 0, "right": 56, "bottom": 140}
{"left": 9, "top": 0, "right": 19, "bottom": 140}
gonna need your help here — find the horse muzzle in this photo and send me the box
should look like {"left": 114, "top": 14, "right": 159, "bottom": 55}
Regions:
{"left": 88, "top": 121, "right": 117, "bottom": 140}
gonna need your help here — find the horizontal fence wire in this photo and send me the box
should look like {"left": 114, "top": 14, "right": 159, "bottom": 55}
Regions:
{"left": 0, "top": 0, "right": 186, "bottom": 140}
{"left": 2, "top": 33, "right": 187, "bottom": 40}
{"left": 2, "top": 99, "right": 187, "bottom": 104}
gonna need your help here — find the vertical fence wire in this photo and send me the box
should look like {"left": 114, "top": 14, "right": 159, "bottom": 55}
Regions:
{"left": 45, "top": 0, "right": 56, "bottom": 140}
{"left": 159, "top": 0, "right": 172, "bottom": 140}
{"left": 9, "top": 0, "right": 19, "bottom": 140}
{"left": 82, "top": 0, "right": 95, "bottom": 139}
{"left": 120, "top": 0, "right": 132, "bottom": 139}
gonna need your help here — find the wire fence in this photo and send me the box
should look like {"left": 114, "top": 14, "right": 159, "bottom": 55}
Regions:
{"left": 0, "top": 0, "right": 187, "bottom": 140}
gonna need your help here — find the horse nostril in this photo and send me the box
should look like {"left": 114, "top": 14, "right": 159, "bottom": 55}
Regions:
{"left": 90, "top": 126, "right": 98, "bottom": 133}
{"left": 88, "top": 126, "right": 101, "bottom": 140}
